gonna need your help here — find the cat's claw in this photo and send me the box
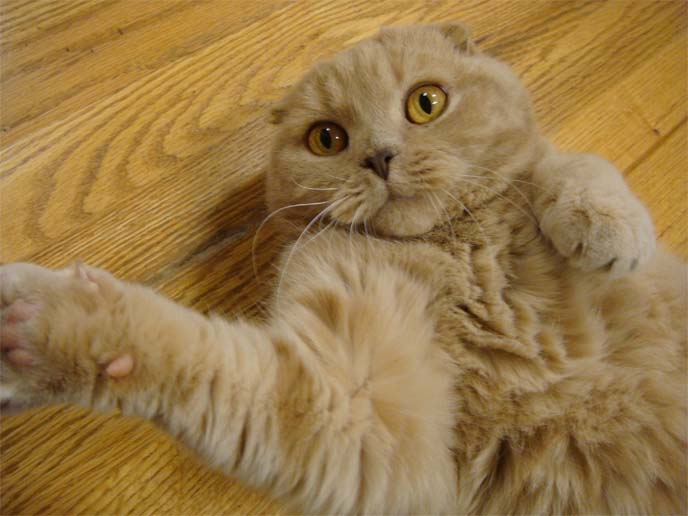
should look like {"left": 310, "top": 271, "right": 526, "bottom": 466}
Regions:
{"left": 539, "top": 187, "right": 656, "bottom": 278}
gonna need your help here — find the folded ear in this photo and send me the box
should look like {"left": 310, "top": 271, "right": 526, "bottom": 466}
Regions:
{"left": 269, "top": 101, "right": 288, "bottom": 125}
{"left": 437, "top": 22, "right": 477, "bottom": 55}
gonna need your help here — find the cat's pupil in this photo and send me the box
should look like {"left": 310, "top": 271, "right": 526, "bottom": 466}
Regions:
{"left": 320, "top": 128, "right": 332, "bottom": 149}
{"left": 419, "top": 92, "right": 432, "bottom": 114}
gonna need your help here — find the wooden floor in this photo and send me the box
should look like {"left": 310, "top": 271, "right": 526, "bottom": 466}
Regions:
{"left": 0, "top": 1, "right": 686, "bottom": 514}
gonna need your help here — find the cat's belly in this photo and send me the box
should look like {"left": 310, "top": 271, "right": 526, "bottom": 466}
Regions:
{"left": 418, "top": 206, "right": 568, "bottom": 360}
{"left": 428, "top": 221, "right": 686, "bottom": 369}
{"left": 417, "top": 215, "right": 687, "bottom": 514}
{"left": 285, "top": 215, "right": 686, "bottom": 513}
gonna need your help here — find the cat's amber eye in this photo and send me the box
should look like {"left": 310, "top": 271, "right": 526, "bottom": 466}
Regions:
{"left": 406, "top": 84, "right": 447, "bottom": 124}
{"left": 307, "top": 122, "right": 348, "bottom": 156}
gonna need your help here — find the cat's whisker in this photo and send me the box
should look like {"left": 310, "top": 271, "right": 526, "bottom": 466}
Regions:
{"left": 363, "top": 218, "right": 372, "bottom": 242}
{"left": 275, "top": 197, "right": 346, "bottom": 306}
{"left": 511, "top": 178, "right": 549, "bottom": 191}
{"left": 348, "top": 204, "right": 365, "bottom": 254}
{"left": 389, "top": 175, "right": 419, "bottom": 186}
{"left": 305, "top": 218, "right": 337, "bottom": 248}
{"left": 463, "top": 163, "right": 541, "bottom": 212}
{"left": 428, "top": 191, "right": 457, "bottom": 243}
{"left": 291, "top": 177, "right": 339, "bottom": 192}
{"left": 465, "top": 162, "right": 549, "bottom": 192}
{"left": 304, "top": 195, "right": 350, "bottom": 247}
{"left": 440, "top": 188, "right": 486, "bottom": 237}
{"left": 462, "top": 174, "right": 549, "bottom": 192}
{"left": 459, "top": 178, "right": 538, "bottom": 224}
{"left": 413, "top": 173, "right": 477, "bottom": 239}
{"left": 462, "top": 172, "right": 537, "bottom": 215}
{"left": 461, "top": 171, "right": 535, "bottom": 205}
{"left": 252, "top": 199, "right": 332, "bottom": 281}
{"left": 275, "top": 198, "right": 347, "bottom": 305}
{"left": 463, "top": 170, "right": 532, "bottom": 197}
{"left": 321, "top": 172, "right": 347, "bottom": 182}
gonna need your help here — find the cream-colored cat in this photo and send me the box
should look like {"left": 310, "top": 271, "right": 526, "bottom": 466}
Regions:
{"left": 1, "top": 23, "right": 685, "bottom": 514}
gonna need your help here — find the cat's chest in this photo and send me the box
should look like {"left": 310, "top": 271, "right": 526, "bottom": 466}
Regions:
{"left": 412, "top": 207, "right": 556, "bottom": 358}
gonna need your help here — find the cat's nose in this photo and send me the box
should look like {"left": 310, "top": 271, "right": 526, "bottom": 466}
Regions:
{"left": 362, "top": 150, "right": 395, "bottom": 180}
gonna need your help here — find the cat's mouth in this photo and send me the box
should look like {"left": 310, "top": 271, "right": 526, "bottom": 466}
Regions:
{"left": 326, "top": 183, "right": 443, "bottom": 238}
{"left": 368, "top": 190, "right": 444, "bottom": 237}
{"left": 386, "top": 177, "right": 420, "bottom": 201}
{"left": 386, "top": 188, "right": 417, "bottom": 202}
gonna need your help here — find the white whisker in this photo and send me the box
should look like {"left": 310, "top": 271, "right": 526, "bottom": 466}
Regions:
{"left": 440, "top": 188, "right": 486, "bottom": 237}
{"left": 252, "top": 199, "right": 331, "bottom": 280}
{"left": 321, "top": 172, "right": 347, "bottom": 182}
{"left": 275, "top": 198, "right": 346, "bottom": 305}
{"left": 363, "top": 217, "right": 372, "bottom": 242}
{"left": 459, "top": 178, "right": 537, "bottom": 224}
{"left": 305, "top": 218, "right": 336, "bottom": 247}
{"left": 348, "top": 204, "right": 364, "bottom": 253}
{"left": 291, "top": 177, "right": 339, "bottom": 191}
{"left": 464, "top": 163, "right": 540, "bottom": 212}
{"left": 428, "top": 191, "right": 457, "bottom": 243}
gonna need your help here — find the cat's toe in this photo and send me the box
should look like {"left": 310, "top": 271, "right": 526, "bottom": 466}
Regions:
{"left": 1, "top": 299, "right": 41, "bottom": 367}
{"left": 541, "top": 191, "right": 656, "bottom": 278}
{"left": 0, "top": 261, "right": 112, "bottom": 415}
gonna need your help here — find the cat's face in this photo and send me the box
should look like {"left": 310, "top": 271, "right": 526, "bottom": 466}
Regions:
{"left": 267, "top": 23, "right": 539, "bottom": 237}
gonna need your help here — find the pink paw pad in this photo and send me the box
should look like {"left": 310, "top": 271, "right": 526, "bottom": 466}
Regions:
{"left": 4, "top": 300, "right": 41, "bottom": 324}
{"left": 5, "top": 348, "right": 34, "bottom": 367}
{"left": 1, "top": 300, "right": 41, "bottom": 367}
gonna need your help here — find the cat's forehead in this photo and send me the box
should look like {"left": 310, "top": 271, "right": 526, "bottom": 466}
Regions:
{"left": 289, "top": 27, "right": 461, "bottom": 124}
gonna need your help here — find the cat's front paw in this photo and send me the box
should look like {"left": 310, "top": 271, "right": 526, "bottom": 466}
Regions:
{"left": 0, "top": 262, "right": 129, "bottom": 415}
{"left": 539, "top": 186, "right": 656, "bottom": 277}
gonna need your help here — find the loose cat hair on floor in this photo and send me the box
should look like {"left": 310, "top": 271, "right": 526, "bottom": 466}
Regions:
{"left": 1, "top": 23, "right": 686, "bottom": 514}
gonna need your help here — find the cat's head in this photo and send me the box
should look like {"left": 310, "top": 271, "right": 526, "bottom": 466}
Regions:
{"left": 267, "top": 23, "right": 540, "bottom": 237}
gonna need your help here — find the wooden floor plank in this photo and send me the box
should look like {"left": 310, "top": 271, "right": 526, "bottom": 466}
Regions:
{"left": 1, "top": 1, "right": 293, "bottom": 144}
{"left": 627, "top": 120, "right": 687, "bottom": 259}
{"left": 550, "top": 32, "right": 685, "bottom": 167}
{"left": 0, "top": 1, "right": 685, "bottom": 514}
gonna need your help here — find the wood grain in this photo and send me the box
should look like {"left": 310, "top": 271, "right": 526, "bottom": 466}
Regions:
{"left": 0, "top": 1, "right": 686, "bottom": 514}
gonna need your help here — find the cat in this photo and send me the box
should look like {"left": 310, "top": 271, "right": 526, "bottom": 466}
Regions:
{"left": 1, "top": 22, "right": 686, "bottom": 515}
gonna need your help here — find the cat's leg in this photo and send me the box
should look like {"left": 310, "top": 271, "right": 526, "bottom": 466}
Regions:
{"left": 0, "top": 259, "right": 457, "bottom": 514}
{"left": 531, "top": 152, "right": 656, "bottom": 277}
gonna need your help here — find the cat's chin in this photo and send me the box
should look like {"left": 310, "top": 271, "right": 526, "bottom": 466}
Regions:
{"left": 371, "top": 197, "right": 439, "bottom": 237}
